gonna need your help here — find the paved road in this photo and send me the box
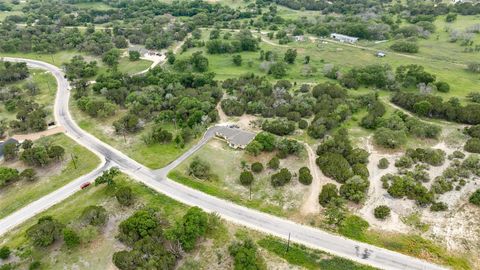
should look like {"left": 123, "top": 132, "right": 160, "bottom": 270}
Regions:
{"left": 0, "top": 58, "right": 448, "bottom": 270}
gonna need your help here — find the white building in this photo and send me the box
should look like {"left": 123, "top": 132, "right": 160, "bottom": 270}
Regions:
{"left": 330, "top": 33, "right": 359, "bottom": 43}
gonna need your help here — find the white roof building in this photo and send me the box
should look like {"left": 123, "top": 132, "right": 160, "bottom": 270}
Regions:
{"left": 330, "top": 33, "right": 359, "bottom": 43}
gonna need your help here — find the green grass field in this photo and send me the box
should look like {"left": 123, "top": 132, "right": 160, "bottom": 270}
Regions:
{"left": 169, "top": 140, "right": 308, "bottom": 217}
{"left": 0, "top": 133, "right": 101, "bottom": 219}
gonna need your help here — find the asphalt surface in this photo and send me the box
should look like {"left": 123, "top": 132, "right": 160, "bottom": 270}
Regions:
{"left": 0, "top": 57, "right": 448, "bottom": 270}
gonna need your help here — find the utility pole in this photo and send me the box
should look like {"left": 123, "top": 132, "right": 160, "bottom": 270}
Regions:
{"left": 249, "top": 184, "right": 252, "bottom": 200}
{"left": 286, "top": 233, "right": 291, "bottom": 253}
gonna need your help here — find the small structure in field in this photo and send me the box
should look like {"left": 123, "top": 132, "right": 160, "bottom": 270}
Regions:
{"left": 293, "top": 35, "right": 305, "bottom": 42}
{"left": 376, "top": 52, "right": 386, "bottom": 57}
{"left": 330, "top": 33, "right": 359, "bottom": 43}
{"left": 215, "top": 126, "right": 256, "bottom": 149}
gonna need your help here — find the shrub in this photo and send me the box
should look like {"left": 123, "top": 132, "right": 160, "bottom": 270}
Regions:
{"left": 395, "top": 156, "right": 414, "bottom": 168}
{"left": 251, "top": 162, "right": 264, "bottom": 173}
{"left": 229, "top": 239, "right": 265, "bottom": 270}
{"left": 27, "top": 216, "right": 64, "bottom": 247}
{"left": 0, "top": 246, "right": 10, "bottom": 259}
{"left": 378, "top": 158, "right": 390, "bottom": 169}
{"left": 271, "top": 168, "right": 292, "bottom": 187}
{"left": 318, "top": 183, "right": 339, "bottom": 207}
{"left": 339, "top": 215, "right": 369, "bottom": 241}
{"left": 374, "top": 205, "right": 391, "bottom": 220}
{"left": 470, "top": 189, "right": 480, "bottom": 206}
{"left": 430, "top": 202, "right": 448, "bottom": 212}
{"left": 298, "top": 119, "right": 308, "bottom": 129}
{"left": 239, "top": 171, "right": 254, "bottom": 186}
{"left": 464, "top": 138, "right": 480, "bottom": 153}
{"left": 188, "top": 157, "right": 211, "bottom": 179}
{"left": 352, "top": 163, "right": 369, "bottom": 180}
{"left": 298, "top": 167, "right": 313, "bottom": 185}
{"left": 262, "top": 119, "right": 295, "bottom": 136}
{"left": 390, "top": 40, "right": 419, "bottom": 53}
{"left": 63, "top": 228, "right": 80, "bottom": 249}
{"left": 116, "top": 186, "right": 134, "bottom": 206}
{"left": 339, "top": 176, "right": 369, "bottom": 203}
{"left": 268, "top": 156, "right": 280, "bottom": 170}
{"left": 373, "top": 128, "right": 407, "bottom": 149}
{"left": 81, "top": 205, "right": 108, "bottom": 227}
{"left": 316, "top": 153, "right": 353, "bottom": 183}
{"left": 435, "top": 81, "right": 450, "bottom": 93}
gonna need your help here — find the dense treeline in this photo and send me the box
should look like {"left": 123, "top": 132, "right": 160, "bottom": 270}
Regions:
{"left": 391, "top": 92, "right": 480, "bottom": 125}
{"left": 0, "top": 62, "right": 29, "bottom": 85}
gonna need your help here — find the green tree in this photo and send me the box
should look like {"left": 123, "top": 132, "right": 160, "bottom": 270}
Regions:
{"left": 267, "top": 156, "right": 280, "bottom": 170}
{"left": 319, "top": 183, "right": 339, "bottom": 207}
{"left": 102, "top": 48, "right": 121, "bottom": 67}
{"left": 63, "top": 228, "right": 80, "bottom": 249}
{"left": 0, "top": 167, "right": 19, "bottom": 187}
{"left": 3, "top": 141, "right": 18, "bottom": 161}
{"left": 95, "top": 167, "right": 120, "bottom": 186}
{"left": 27, "top": 216, "right": 64, "bottom": 247}
{"left": 0, "top": 246, "right": 10, "bottom": 260}
{"left": 239, "top": 171, "right": 254, "bottom": 186}
{"left": 20, "top": 168, "right": 37, "bottom": 181}
{"left": 284, "top": 49, "right": 297, "bottom": 64}
{"left": 167, "top": 207, "right": 208, "bottom": 251}
{"left": 251, "top": 162, "right": 263, "bottom": 173}
{"left": 374, "top": 205, "right": 391, "bottom": 220}
{"left": 270, "top": 168, "right": 292, "bottom": 187}
{"left": 339, "top": 175, "right": 370, "bottom": 203}
{"left": 116, "top": 186, "right": 134, "bottom": 206}
{"left": 298, "top": 167, "right": 313, "bottom": 185}
{"left": 188, "top": 157, "right": 211, "bottom": 179}
{"left": 378, "top": 158, "right": 390, "bottom": 169}
{"left": 81, "top": 205, "right": 108, "bottom": 227}
{"left": 269, "top": 62, "right": 287, "bottom": 78}
{"left": 229, "top": 239, "right": 266, "bottom": 270}
{"left": 316, "top": 153, "right": 353, "bottom": 183}
{"left": 233, "top": 54, "right": 242, "bottom": 66}
{"left": 128, "top": 50, "right": 140, "bottom": 61}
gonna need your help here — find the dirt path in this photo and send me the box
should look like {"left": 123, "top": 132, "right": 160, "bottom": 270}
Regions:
{"left": 299, "top": 143, "right": 334, "bottom": 215}
{"left": 12, "top": 126, "right": 65, "bottom": 142}
{"left": 216, "top": 101, "right": 228, "bottom": 124}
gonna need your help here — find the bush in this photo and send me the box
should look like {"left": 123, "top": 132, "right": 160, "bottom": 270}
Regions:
{"left": 395, "top": 156, "right": 414, "bottom": 168}
{"left": 298, "top": 119, "right": 308, "bottom": 129}
{"left": 81, "top": 205, "right": 108, "bottom": 227}
{"left": 390, "top": 40, "right": 419, "bottom": 53}
{"left": 229, "top": 239, "right": 265, "bottom": 270}
{"left": 116, "top": 186, "right": 134, "bottom": 206}
{"left": 435, "top": 81, "right": 450, "bottom": 93}
{"left": 0, "top": 246, "right": 10, "bottom": 259}
{"left": 262, "top": 119, "right": 296, "bottom": 136}
{"left": 27, "top": 216, "right": 64, "bottom": 247}
{"left": 339, "top": 215, "right": 369, "bottom": 241}
{"left": 316, "top": 153, "right": 353, "bottom": 183}
{"left": 298, "top": 167, "right": 312, "bottom": 185}
{"left": 271, "top": 168, "right": 292, "bottom": 187}
{"left": 128, "top": 50, "right": 140, "bottom": 61}
{"left": 464, "top": 138, "right": 480, "bottom": 153}
{"left": 430, "top": 202, "right": 448, "bottom": 212}
{"left": 239, "top": 171, "right": 254, "bottom": 186}
{"left": 374, "top": 205, "right": 391, "bottom": 220}
{"left": 378, "top": 158, "right": 390, "bottom": 169}
{"left": 318, "top": 183, "right": 338, "bottom": 207}
{"left": 63, "top": 228, "right": 80, "bottom": 249}
{"left": 374, "top": 128, "right": 407, "bottom": 149}
{"left": 251, "top": 162, "right": 264, "bottom": 173}
{"left": 268, "top": 156, "right": 280, "bottom": 170}
{"left": 470, "top": 189, "right": 480, "bottom": 206}
{"left": 188, "top": 157, "right": 211, "bottom": 179}
{"left": 339, "top": 176, "right": 369, "bottom": 203}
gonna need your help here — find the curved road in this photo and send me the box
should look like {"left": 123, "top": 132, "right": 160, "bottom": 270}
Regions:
{"left": 0, "top": 58, "right": 447, "bottom": 270}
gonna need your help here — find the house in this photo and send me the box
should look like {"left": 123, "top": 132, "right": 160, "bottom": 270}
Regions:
{"left": 293, "top": 35, "right": 305, "bottom": 42}
{"left": 215, "top": 126, "right": 256, "bottom": 149}
{"left": 0, "top": 138, "right": 19, "bottom": 158}
{"left": 376, "top": 52, "right": 386, "bottom": 57}
{"left": 330, "top": 33, "right": 359, "bottom": 43}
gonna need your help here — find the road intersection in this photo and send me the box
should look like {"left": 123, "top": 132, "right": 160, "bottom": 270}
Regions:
{"left": 0, "top": 57, "right": 447, "bottom": 270}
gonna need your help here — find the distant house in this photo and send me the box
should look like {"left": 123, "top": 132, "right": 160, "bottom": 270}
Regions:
{"left": 293, "top": 35, "right": 305, "bottom": 42}
{"left": 330, "top": 33, "right": 359, "bottom": 43}
{"left": 215, "top": 126, "right": 256, "bottom": 149}
{"left": 376, "top": 52, "right": 386, "bottom": 57}
{"left": 0, "top": 138, "right": 19, "bottom": 158}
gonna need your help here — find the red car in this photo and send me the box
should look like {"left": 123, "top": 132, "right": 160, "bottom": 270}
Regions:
{"left": 80, "top": 182, "right": 91, "bottom": 189}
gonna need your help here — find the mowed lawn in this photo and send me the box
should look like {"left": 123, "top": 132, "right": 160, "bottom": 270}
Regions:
{"left": 0, "top": 133, "right": 101, "bottom": 219}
